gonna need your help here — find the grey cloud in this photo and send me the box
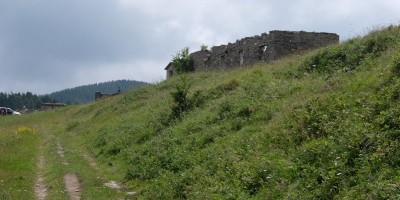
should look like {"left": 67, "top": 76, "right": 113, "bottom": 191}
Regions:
{"left": 0, "top": 0, "right": 178, "bottom": 93}
{"left": 1, "top": 1, "right": 150, "bottom": 62}
{"left": 0, "top": 0, "right": 399, "bottom": 94}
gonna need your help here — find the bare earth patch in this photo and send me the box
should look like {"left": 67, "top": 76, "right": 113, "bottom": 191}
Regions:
{"left": 64, "top": 173, "right": 81, "bottom": 200}
{"left": 57, "top": 142, "right": 69, "bottom": 166}
{"left": 56, "top": 142, "right": 65, "bottom": 158}
{"left": 34, "top": 155, "right": 47, "bottom": 200}
{"left": 104, "top": 181, "right": 122, "bottom": 191}
{"left": 82, "top": 153, "right": 100, "bottom": 171}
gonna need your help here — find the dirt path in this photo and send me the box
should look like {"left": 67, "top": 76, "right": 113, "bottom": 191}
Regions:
{"left": 30, "top": 112, "right": 127, "bottom": 200}
{"left": 34, "top": 155, "right": 47, "bottom": 200}
{"left": 35, "top": 139, "right": 124, "bottom": 199}
{"left": 57, "top": 142, "right": 82, "bottom": 200}
{"left": 57, "top": 142, "right": 68, "bottom": 166}
{"left": 82, "top": 153, "right": 100, "bottom": 171}
{"left": 64, "top": 173, "right": 81, "bottom": 200}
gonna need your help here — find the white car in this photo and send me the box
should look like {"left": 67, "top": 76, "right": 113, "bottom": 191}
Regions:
{"left": 0, "top": 107, "right": 21, "bottom": 115}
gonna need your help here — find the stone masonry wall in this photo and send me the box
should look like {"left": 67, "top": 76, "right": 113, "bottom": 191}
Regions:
{"left": 189, "top": 30, "right": 339, "bottom": 72}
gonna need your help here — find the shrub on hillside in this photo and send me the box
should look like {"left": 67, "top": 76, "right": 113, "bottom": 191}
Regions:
{"left": 170, "top": 75, "right": 192, "bottom": 119}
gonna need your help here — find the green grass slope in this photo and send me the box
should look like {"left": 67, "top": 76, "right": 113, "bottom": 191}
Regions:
{"left": 0, "top": 119, "right": 40, "bottom": 199}
{"left": 63, "top": 25, "right": 400, "bottom": 199}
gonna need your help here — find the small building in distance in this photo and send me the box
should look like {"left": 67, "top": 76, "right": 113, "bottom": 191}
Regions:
{"left": 41, "top": 103, "right": 66, "bottom": 110}
{"left": 95, "top": 87, "right": 122, "bottom": 101}
{"left": 165, "top": 30, "right": 339, "bottom": 78}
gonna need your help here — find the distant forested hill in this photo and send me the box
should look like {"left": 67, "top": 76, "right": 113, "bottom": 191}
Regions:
{"left": 49, "top": 80, "right": 147, "bottom": 104}
{"left": 0, "top": 92, "right": 55, "bottom": 110}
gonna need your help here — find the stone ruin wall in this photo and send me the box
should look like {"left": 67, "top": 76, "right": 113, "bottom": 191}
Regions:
{"left": 189, "top": 30, "right": 339, "bottom": 72}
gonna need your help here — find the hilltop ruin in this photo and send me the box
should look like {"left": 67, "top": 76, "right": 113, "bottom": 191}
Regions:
{"left": 165, "top": 30, "right": 339, "bottom": 78}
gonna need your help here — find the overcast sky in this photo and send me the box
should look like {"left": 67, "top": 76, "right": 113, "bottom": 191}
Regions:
{"left": 0, "top": 0, "right": 399, "bottom": 94}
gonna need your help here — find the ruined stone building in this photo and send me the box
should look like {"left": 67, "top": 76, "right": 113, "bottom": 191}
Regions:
{"left": 95, "top": 87, "right": 122, "bottom": 101}
{"left": 165, "top": 30, "right": 339, "bottom": 78}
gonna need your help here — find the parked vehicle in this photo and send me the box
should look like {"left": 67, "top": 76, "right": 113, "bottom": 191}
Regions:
{"left": 0, "top": 107, "right": 21, "bottom": 115}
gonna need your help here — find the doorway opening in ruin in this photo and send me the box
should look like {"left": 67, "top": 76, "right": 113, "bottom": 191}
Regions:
{"left": 258, "top": 45, "right": 268, "bottom": 60}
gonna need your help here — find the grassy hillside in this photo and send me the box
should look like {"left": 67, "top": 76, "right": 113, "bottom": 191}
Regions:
{"left": 2, "top": 25, "right": 400, "bottom": 199}
{"left": 64, "top": 25, "right": 400, "bottom": 199}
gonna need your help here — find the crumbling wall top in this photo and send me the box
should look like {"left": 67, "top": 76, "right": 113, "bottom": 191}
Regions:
{"left": 165, "top": 30, "right": 339, "bottom": 78}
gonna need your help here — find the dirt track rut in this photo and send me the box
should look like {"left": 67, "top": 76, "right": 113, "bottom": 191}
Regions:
{"left": 64, "top": 173, "right": 81, "bottom": 200}
{"left": 34, "top": 156, "right": 47, "bottom": 200}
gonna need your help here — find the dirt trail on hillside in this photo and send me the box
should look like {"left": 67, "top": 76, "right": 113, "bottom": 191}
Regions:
{"left": 35, "top": 140, "right": 125, "bottom": 200}
{"left": 34, "top": 155, "right": 47, "bottom": 200}
{"left": 57, "top": 142, "right": 82, "bottom": 200}
{"left": 64, "top": 173, "right": 81, "bottom": 200}
{"left": 82, "top": 153, "right": 100, "bottom": 171}
{"left": 57, "top": 142, "right": 68, "bottom": 166}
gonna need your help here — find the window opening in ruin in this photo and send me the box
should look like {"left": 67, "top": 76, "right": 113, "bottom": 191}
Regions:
{"left": 263, "top": 46, "right": 268, "bottom": 52}
{"left": 239, "top": 51, "right": 244, "bottom": 65}
{"left": 169, "top": 70, "right": 174, "bottom": 77}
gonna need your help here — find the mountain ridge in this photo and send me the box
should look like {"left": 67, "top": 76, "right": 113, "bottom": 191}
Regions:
{"left": 48, "top": 79, "right": 147, "bottom": 104}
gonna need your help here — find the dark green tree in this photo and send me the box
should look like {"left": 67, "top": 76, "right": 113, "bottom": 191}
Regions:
{"left": 0, "top": 92, "right": 56, "bottom": 110}
{"left": 172, "top": 47, "right": 194, "bottom": 74}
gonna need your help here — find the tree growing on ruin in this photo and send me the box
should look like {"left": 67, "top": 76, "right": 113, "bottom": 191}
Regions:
{"left": 172, "top": 47, "right": 194, "bottom": 74}
{"left": 200, "top": 44, "right": 208, "bottom": 51}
